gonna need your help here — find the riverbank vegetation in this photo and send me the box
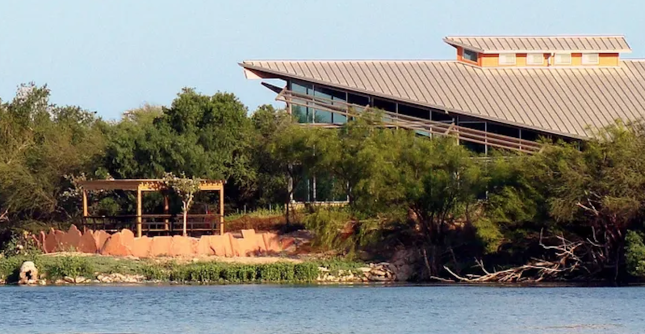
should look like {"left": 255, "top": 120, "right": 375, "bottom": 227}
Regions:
{"left": 0, "top": 254, "right": 365, "bottom": 285}
{"left": 2, "top": 83, "right": 645, "bottom": 283}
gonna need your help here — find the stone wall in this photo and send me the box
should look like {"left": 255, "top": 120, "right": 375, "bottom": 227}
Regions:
{"left": 32, "top": 225, "right": 295, "bottom": 258}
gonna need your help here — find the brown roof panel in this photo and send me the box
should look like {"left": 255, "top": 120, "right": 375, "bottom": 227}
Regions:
{"left": 443, "top": 35, "right": 631, "bottom": 53}
{"left": 240, "top": 60, "right": 645, "bottom": 139}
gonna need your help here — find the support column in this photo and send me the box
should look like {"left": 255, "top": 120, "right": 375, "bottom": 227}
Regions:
{"left": 219, "top": 187, "right": 224, "bottom": 235}
{"left": 136, "top": 187, "right": 142, "bottom": 238}
{"left": 164, "top": 195, "right": 169, "bottom": 231}
{"left": 82, "top": 189, "right": 88, "bottom": 217}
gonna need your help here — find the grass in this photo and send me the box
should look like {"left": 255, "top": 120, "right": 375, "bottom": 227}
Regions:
{"left": 225, "top": 206, "right": 285, "bottom": 222}
{"left": 0, "top": 254, "right": 328, "bottom": 284}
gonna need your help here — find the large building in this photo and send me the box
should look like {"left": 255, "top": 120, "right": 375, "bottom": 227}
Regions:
{"left": 240, "top": 35, "right": 645, "bottom": 201}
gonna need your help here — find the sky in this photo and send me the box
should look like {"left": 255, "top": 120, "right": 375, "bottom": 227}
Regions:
{"left": 1, "top": 0, "right": 643, "bottom": 120}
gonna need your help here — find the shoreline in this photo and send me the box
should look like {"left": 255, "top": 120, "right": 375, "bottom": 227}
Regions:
{"left": 0, "top": 253, "right": 396, "bottom": 286}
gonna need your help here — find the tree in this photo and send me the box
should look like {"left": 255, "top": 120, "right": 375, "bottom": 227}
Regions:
{"left": 536, "top": 122, "right": 645, "bottom": 280}
{"left": 163, "top": 172, "right": 201, "bottom": 236}
{"left": 266, "top": 119, "right": 322, "bottom": 225}
{"left": 0, "top": 83, "right": 106, "bottom": 227}
{"left": 104, "top": 88, "right": 255, "bottom": 209}
{"left": 249, "top": 105, "right": 293, "bottom": 206}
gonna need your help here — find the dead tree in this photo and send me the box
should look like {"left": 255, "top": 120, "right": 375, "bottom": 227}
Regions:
{"left": 443, "top": 230, "right": 603, "bottom": 283}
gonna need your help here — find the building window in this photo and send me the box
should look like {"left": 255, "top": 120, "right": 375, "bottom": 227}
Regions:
{"left": 582, "top": 53, "right": 599, "bottom": 65}
{"left": 527, "top": 53, "right": 544, "bottom": 65}
{"left": 290, "top": 81, "right": 313, "bottom": 123}
{"left": 463, "top": 49, "right": 478, "bottom": 62}
{"left": 499, "top": 53, "right": 516, "bottom": 65}
{"left": 554, "top": 53, "right": 572, "bottom": 65}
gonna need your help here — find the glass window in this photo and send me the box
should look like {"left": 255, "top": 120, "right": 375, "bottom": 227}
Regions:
{"left": 582, "top": 53, "right": 599, "bottom": 65}
{"left": 291, "top": 81, "right": 313, "bottom": 123}
{"left": 373, "top": 98, "right": 396, "bottom": 112}
{"left": 398, "top": 104, "right": 430, "bottom": 120}
{"left": 463, "top": 49, "right": 479, "bottom": 62}
{"left": 527, "top": 53, "right": 544, "bottom": 65}
{"left": 348, "top": 93, "right": 369, "bottom": 118}
{"left": 432, "top": 110, "right": 454, "bottom": 123}
{"left": 316, "top": 86, "right": 347, "bottom": 124}
{"left": 554, "top": 53, "right": 572, "bottom": 65}
{"left": 499, "top": 53, "right": 516, "bottom": 65}
{"left": 520, "top": 129, "right": 539, "bottom": 142}
{"left": 292, "top": 166, "right": 312, "bottom": 202}
{"left": 312, "top": 86, "right": 333, "bottom": 124}
{"left": 458, "top": 122, "right": 486, "bottom": 154}
{"left": 488, "top": 123, "right": 519, "bottom": 138}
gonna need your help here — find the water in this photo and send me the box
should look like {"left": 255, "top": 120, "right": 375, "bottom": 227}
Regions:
{"left": 1, "top": 284, "right": 644, "bottom": 334}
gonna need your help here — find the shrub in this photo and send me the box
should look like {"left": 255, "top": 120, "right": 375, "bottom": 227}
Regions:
{"left": 44, "top": 256, "right": 94, "bottom": 280}
{"left": 626, "top": 231, "right": 645, "bottom": 277}
{"left": 294, "top": 262, "right": 319, "bottom": 281}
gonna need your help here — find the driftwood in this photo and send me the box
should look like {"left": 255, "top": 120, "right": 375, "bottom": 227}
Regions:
{"left": 444, "top": 230, "right": 597, "bottom": 283}
{"left": 0, "top": 209, "right": 7, "bottom": 223}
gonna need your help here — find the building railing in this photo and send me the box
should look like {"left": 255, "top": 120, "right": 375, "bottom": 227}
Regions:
{"left": 82, "top": 214, "right": 222, "bottom": 236}
{"left": 277, "top": 89, "right": 543, "bottom": 154}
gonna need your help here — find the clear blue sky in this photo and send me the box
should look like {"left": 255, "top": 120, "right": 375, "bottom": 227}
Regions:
{"left": 1, "top": 0, "right": 642, "bottom": 120}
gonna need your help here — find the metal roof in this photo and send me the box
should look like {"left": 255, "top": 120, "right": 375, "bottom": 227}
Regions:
{"left": 443, "top": 35, "right": 631, "bottom": 53}
{"left": 241, "top": 60, "right": 645, "bottom": 139}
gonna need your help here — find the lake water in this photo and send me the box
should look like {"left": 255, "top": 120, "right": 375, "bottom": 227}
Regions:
{"left": 1, "top": 284, "right": 644, "bottom": 334}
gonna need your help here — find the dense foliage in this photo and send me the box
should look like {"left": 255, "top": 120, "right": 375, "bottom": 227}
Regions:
{"left": 2, "top": 83, "right": 645, "bottom": 282}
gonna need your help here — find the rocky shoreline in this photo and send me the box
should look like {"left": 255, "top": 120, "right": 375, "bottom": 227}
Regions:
{"left": 2, "top": 258, "right": 404, "bottom": 286}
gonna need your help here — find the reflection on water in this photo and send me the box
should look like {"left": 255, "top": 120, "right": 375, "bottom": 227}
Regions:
{"left": 0, "top": 284, "right": 644, "bottom": 334}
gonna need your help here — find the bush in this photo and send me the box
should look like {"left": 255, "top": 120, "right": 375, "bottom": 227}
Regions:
{"left": 626, "top": 231, "right": 645, "bottom": 277}
{"left": 44, "top": 256, "right": 94, "bottom": 280}
{"left": 0, "top": 256, "right": 26, "bottom": 282}
{"left": 294, "top": 262, "right": 319, "bottom": 281}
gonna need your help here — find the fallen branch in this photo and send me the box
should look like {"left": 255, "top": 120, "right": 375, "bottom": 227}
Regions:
{"left": 443, "top": 231, "right": 596, "bottom": 283}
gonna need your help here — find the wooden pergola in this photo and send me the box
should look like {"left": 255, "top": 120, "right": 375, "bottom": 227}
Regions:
{"left": 78, "top": 179, "right": 225, "bottom": 237}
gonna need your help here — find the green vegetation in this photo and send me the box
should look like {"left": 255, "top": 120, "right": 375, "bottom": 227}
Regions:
{"left": 2, "top": 83, "right": 645, "bottom": 283}
{"left": 0, "top": 255, "right": 339, "bottom": 284}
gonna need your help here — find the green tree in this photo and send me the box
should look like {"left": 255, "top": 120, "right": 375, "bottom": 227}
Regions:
{"left": 536, "top": 122, "right": 645, "bottom": 280}
{"left": 266, "top": 119, "right": 322, "bottom": 225}
{"left": 0, "top": 83, "right": 106, "bottom": 227}
{"left": 104, "top": 88, "right": 255, "bottom": 209}
{"left": 163, "top": 172, "right": 201, "bottom": 236}
{"left": 249, "top": 105, "right": 292, "bottom": 206}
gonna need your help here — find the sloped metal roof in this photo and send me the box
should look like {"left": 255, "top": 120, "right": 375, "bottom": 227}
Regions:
{"left": 241, "top": 60, "right": 645, "bottom": 139}
{"left": 443, "top": 36, "right": 631, "bottom": 53}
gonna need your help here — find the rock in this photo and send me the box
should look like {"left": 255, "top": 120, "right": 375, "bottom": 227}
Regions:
{"left": 75, "top": 276, "right": 87, "bottom": 284}
{"left": 318, "top": 267, "right": 330, "bottom": 272}
{"left": 38, "top": 279, "right": 47, "bottom": 286}
{"left": 370, "top": 269, "right": 386, "bottom": 276}
{"left": 54, "top": 279, "right": 66, "bottom": 284}
{"left": 357, "top": 267, "right": 371, "bottom": 272}
{"left": 112, "top": 273, "right": 126, "bottom": 282}
{"left": 64, "top": 276, "right": 75, "bottom": 284}
{"left": 369, "top": 275, "right": 391, "bottom": 282}
{"left": 98, "top": 275, "right": 113, "bottom": 283}
{"left": 18, "top": 261, "right": 38, "bottom": 284}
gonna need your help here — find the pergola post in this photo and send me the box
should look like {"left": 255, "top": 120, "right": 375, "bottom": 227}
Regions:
{"left": 136, "top": 186, "right": 142, "bottom": 238}
{"left": 219, "top": 187, "right": 224, "bottom": 235}
{"left": 163, "top": 195, "right": 170, "bottom": 231}
{"left": 82, "top": 189, "right": 88, "bottom": 217}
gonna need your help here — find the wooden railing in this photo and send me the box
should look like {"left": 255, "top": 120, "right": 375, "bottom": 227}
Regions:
{"left": 82, "top": 214, "right": 222, "bottom": 236}
{"left": 277, "top": 89, "right": 543, "bottom": 154}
